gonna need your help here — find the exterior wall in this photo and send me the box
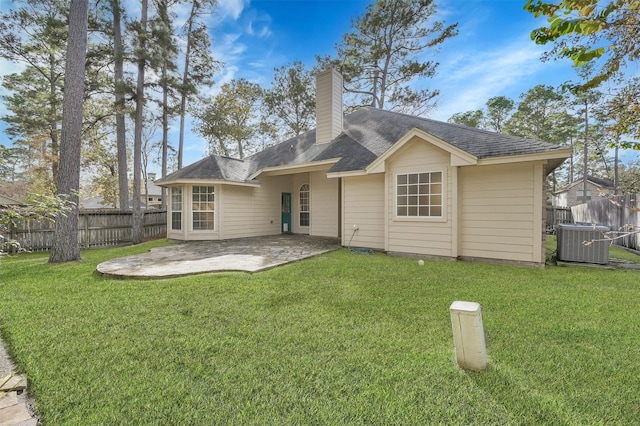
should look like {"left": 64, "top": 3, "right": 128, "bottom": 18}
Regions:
{"left": 166, "top": 178, "right": 290, "bottom": 241}
{"left": 458, "top": 162, "right": 544, "bottom": 265}
{"left": 342, "top": 174, "right": 385, "bottom": 250}
{"left": 166, "top": 184, "right": 219, "bottom": 241}
{"left": 252, "top": 175, "right": 291, "bottom": 236}
{"left": 309, "top": 170, "right": 339, "bottom": 237}
{"left": 386, "top": 137, "right": 455, "bottom": 257}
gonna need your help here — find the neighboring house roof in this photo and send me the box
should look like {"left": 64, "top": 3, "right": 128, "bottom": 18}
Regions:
{"left": 157, "top": 107, "right": 569, "bottom": 185}
{"left": 554, "top": 176, "right": 614, "bottom": 194}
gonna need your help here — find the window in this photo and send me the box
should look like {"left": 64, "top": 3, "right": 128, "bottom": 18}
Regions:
{"left": 192, "top": 186, "right": 215, "bottom": 230}
{"left": 299, "top": 184, "right": 310, "bottom": 227}
{"left": 170, "top": 187, "right": 182, "bottom": 231}
{"left": 396, "top": 172, "right": 443, "bottom": 218}
{"left": 576, "top": 190, "right": 592, "bottom": 202}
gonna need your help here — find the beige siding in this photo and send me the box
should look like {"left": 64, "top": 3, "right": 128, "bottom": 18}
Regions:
{"left": 342, "top": 174, "right": 385, "bottom": 250}
{"left": 459, "top": 163, "right": 543, "bottom": 264}
{"left": 386, "top": 138, "right": 454, "bottom": 257}
{"left": 221, "top": 176, "right": 290, "bottom": 239}
{"left": 310, "top": 171, "right": 339, "bottom": 237}
{"left": 315, "top": 68, "right": 343, "bottom": 144}
{"left": 253, "top": 175, "right": 291, "bottom": 235}
{"left": 219, "top": 185, "right": 255, "bottom": 239}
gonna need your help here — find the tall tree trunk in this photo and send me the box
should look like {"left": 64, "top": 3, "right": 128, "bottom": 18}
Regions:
{"left": 177, "top": 2, "right": 195, "bottom": 170}
{"left": 161, "top": 60, "right": 168, "bottom": 209}
{"left": 614, "top": 145, "right": 619, "bottom": 195}
{"left": 132, "top": 0, "right": 148, "bottom": 244}
{"left": 583, "top": 99, "right": 588, "bottom": 203}
{"left": 49, "top": 53, "right": 59, "bottom": 186}
{"left": 112, "top": 0, "right": 129, "bottom": 210}
{"left": 49, "top": 0, "right": 88, "bottom": 263}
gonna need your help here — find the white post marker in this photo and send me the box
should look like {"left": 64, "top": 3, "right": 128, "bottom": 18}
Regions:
{"left": 450, "top": 301, "right": 487, "bottom": 371}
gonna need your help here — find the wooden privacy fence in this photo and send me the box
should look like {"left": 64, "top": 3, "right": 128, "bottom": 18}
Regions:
{"left": 5, "top": 209, "right": 166, "bottom": 252}
{"left": 545, "top": 206, "right": 572, "bottom": 233}
{"left": 571, "top": 194, "right": 640, "bottom": 251}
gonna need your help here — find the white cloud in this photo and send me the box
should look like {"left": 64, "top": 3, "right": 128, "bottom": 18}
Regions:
{"left": 429, "top": 39, "right": 557, "bottom": 121}
{"left": 217, "top": 0, "right": 249, "bottom": 21}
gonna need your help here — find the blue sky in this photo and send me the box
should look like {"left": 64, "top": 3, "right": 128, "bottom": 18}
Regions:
{"left": 1, "top": 0, "right": 638, "bottom": 173}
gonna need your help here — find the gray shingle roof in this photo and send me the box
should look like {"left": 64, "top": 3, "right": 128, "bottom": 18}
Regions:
{"left": 157, "top": 107, "right": 568, "bottom": 184}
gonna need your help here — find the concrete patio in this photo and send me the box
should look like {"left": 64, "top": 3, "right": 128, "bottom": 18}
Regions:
{"left": 96, "top": 235, "right": 342, "bottom": 278}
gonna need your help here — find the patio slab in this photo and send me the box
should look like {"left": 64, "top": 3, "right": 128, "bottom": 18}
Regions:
{"left": 96, "top": 235, "right": 342, "bottom": 278}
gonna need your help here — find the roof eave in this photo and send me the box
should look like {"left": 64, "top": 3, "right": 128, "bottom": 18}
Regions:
{"left": 476, "top": 148, "right": 572, "bottom": 170}
{"left": 247, "top": 158, "right": 341, "bottom": 180}
{"left": 155, "top": 178, "right": 260, "bottom": 188}
{"left": 366, "top": 127, "right": 478, "bottom": 174}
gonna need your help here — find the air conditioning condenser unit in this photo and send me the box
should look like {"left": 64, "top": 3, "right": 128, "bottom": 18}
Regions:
{"left": 556, "top": 224, "right": 610, "bottom": 264}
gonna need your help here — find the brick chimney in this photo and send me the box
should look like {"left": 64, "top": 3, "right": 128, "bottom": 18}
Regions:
{"left": 315, "top": 67, "right": 343, "bottom": 144}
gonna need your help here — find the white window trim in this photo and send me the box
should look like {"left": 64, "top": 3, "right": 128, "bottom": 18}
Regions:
{"left": 190, "top": 185, "right": 216, "bottom": 232}
{"left": 393, "top": 170, "right": 446, "bottom": 222}
{"left": 299, "top": 183, "right": 310, "bottom": 228}
{"left": 170, "top": 186, "right": 183, "bottom": 231}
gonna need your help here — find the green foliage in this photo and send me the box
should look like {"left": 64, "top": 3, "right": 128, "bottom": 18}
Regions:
{"left": 262, "top": 61, "right": 316, "bottom": 139}
{"left": 448, "top": 110, "right": 484, "bottom": 128}
{"left": 485, "top": 96, "right": 516, "bottom": 133}
{"left": 617, "top": 159, "right": 640, "bottom": 194}
{"left": 505, "top": 85, "right": 573, "bottom": 144}
{"left": 601, "top": 77, "right": 640, "bottom": 148}
{"left": 525, "top": 0, "right": 640, "bottom": 88}
{"left": 326, "top": 0, "right": 458, "bottom": 115}
{"left": 1, "top": 246, "right": 640, "bottom": 423}
{"left": 193, "top": 79, "right": 264, "bottom": 159}
{"left": 0, "top": 193, "right": 74, "bottom": 255}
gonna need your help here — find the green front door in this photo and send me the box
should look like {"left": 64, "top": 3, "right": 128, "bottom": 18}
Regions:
{"left": 281, "top": 192, "right": 292, "bottom": 233}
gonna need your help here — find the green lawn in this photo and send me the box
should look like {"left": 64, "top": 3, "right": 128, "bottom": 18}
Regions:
{"left": 1, "top": 240, "right": 639, "bottom": 424}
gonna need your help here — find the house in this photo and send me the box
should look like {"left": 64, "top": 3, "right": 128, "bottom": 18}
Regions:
{"left": 142, "top": 173, "right": 164, "bottom": 209}
{"left": 552, "top": 176, "right": 614, "bottom": 208}
{"left": 80, "top": 173, "right": 164, "bottom": 209}
{"left": 157, "top": 68, "right": 571, "bottom": 266}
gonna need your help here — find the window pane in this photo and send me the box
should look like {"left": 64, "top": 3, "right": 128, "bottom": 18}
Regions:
{"left": 300, "top": 212, "right": 309, "bottom": 227}
{"left": 171, "top": 212, "right": 182, "bottom": 230}
{"left": 191, "top": 186, "right": 215, "bottom": 230}
{"left": 396, "top": 172, "right": 444, "bottom": 218}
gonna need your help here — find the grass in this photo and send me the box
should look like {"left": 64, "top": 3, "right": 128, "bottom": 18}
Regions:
{"left": 1, "top": 240, "right": 639, "bottom": 424}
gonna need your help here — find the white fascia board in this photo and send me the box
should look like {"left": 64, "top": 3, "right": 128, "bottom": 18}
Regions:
{"left": 155, "top": 178, "right": 261, "bottom": 188}
{"left": 247, "top": 158, "right": 340, "bottom": 180}
{"left": 476, "top": 148, "right": 572, "bottom": 167}
{"left": 326, "top": 169, "right": 369, "bottom": 179}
